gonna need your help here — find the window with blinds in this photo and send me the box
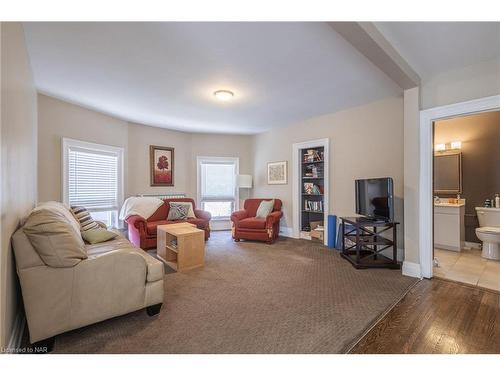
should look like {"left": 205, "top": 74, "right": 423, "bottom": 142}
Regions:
{"left": 198, "top": 157, "right": 239, "bottom": 220}
{"left": 63, "top": 138, "right": 123, "bottom": 228}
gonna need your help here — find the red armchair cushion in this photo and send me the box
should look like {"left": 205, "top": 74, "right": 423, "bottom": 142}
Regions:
{"left": 238, "top": 217, "right": 267, "bottom": 229}
{"left": 243, "top": 199, "right": 282, "bottom": 217}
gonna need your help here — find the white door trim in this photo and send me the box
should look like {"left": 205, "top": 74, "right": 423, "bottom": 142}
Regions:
{"left": 292, "top": 138, "right": 330, "bottom": 245}
{"left": 419, "top": 95, "right": 500, "bottom": 278}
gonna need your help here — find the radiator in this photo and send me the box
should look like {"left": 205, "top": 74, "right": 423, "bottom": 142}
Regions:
{"left": 136, "top": 193, "right": 186, "bottom": 199}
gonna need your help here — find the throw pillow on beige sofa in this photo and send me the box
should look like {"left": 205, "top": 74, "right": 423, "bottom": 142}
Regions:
{"left": 23, "top": 203, "right": 87, "bottom": 267}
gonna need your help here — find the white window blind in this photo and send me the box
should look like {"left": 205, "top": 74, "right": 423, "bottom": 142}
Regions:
{"left": 68, "top": 148, "right": 119, "bottom": 210}
{"left": 198, "top": 157, "right": 238, "bottom": 220}
{"left": 200, "top": 163, "right": 236, "bottom": 201}
{"left": 63, "top": 138, "right": 124, "bottom": 227}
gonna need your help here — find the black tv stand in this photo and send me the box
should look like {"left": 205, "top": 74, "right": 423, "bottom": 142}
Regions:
{"left": 340, "top": 216, "right": 400, "bottom": 269}
{"left": 356, "top": 216, "right": 388, "bottom": 224}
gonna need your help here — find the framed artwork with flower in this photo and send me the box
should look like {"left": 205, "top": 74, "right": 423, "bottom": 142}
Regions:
{"left": 150, "top": 145, "right": 174, "bottom": 186}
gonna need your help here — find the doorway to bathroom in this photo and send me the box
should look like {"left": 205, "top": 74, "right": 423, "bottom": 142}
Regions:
{"left": 431, "top": 110, "right": 500, "bottom": 292}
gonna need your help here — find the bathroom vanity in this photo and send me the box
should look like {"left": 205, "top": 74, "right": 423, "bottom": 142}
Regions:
{"left": 434, "top": 199, "right": 465, "bottom": 251}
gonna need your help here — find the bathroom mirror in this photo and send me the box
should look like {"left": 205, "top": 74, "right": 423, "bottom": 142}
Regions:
{"left": 434, "top": 151, "right": 462, "bottom": 194}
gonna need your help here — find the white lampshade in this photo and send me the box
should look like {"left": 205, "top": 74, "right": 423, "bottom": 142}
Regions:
{"left": 237, "top": 174, "right": 253, "bottom": 188}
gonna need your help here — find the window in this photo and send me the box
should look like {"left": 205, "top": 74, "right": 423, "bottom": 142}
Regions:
{"left": 63, "top": 138, "right": 124, "bottom": 228}
{"left": 197, "top": 157, "right": 239, "bottom": 220}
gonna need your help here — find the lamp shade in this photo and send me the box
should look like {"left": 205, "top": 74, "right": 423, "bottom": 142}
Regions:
{"left": 237, "top": 174, "right": 253, "bottom": 188}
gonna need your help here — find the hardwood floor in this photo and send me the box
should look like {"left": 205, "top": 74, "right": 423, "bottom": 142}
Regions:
{"left": 350, "top": 278, "right": 500, "bottom": 353}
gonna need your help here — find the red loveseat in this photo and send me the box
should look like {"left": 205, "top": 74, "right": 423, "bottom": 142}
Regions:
{"left": 126, "top": 198, "right": 211, "bottom": 250}
{"left": 230, "top": 199, "right": 283, "bottom": 244}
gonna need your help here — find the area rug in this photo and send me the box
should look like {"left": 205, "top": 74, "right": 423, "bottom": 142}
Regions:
{"left": 53, "top": 231, "right": 417, "bottom": 353}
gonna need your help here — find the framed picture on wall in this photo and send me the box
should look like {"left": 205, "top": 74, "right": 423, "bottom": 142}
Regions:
{"left": 267, "top": 161, "right": 287, "bottom": 185}
{"left": 150, "top": 145, "right": 174, "bottom": 186}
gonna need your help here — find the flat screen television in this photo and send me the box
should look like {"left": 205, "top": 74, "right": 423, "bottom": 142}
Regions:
{"left": 355, "top": 177, "right": 394, "bottom": 222}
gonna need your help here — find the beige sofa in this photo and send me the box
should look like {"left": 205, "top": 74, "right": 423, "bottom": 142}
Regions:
{"left": 12, "top": 202, "right": 164, "bottom": 350}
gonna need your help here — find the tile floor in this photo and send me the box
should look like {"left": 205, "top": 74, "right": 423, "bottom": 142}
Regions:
{"left": 433, "top": 247, "right": 500, "bottom": 292}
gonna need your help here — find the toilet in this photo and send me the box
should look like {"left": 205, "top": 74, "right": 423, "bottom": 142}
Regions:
{"left": 475, "top": 207, "right": 500, "bottom": 260}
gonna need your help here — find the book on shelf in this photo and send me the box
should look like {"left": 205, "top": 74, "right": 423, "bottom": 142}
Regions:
{"left": 304, "top": 200, "right": 323, "bottom": 212}
{"left": 303, "top": 182, "right": 322, "bottom": 195}
{"left": 303, "top": 164, "right": 323, "bottom": 178}
{"left": 303, "top": 149, "right": 324, "bottom": 163}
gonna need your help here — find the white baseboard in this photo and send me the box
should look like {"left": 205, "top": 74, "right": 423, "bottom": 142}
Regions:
{"left": 464, "top": 241, "right": 481, "bottom": 249}
{"left": 210, "top": 220, "right": 231, "bottom": 231}
{"left": 402, "top": 261, "right": 422, "bottom": 279}
{"left": 279, "top": 226, "right": 295, "bottom": 238}
{"left": 7, "top": 311, "right": 25, "bottom": 352}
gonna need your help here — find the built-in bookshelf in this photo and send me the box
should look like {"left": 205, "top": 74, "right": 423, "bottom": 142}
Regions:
{"left": 300, "top": 147, "right": 325, "bottom": 233}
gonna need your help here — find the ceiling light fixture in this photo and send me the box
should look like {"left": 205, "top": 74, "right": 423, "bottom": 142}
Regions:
{"left": 214, "top": 90, "right": 234, "bottom": 101}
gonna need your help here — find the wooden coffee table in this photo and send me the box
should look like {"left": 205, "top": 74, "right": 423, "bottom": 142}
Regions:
{"left": 156, "top": 223, "right": 205, "bottom": 272}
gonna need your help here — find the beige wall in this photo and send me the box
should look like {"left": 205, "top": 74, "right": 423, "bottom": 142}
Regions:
{"left": 38, "top": 95, "right": 253, "bottom": 206}
{"left": 403, "top": 87, "right": 420, "bottom": 265}
{"left": 0, "top": 23, "right": 38, "bottom": 348}
{"left": 252, "top": 97, "right": 404, "bottom": 246}
{"left": 38, "top": 94, "right": 129, "bottom": 202}
{"left": 127, "top": 122, "right": 190, "bottom": 197}
{"left": 421, "top": 57, "right": 500, "bottom": 109}
{"left": 189, "top": 133, "right": 254, "bottom": 203}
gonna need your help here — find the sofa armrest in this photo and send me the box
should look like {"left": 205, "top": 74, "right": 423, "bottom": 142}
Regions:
{"left": 71, "top": 249, "right": 159, "bottom": 327}
{"left": 194, "top": 209, "right": 211, "bottom": 221}
{"left": 126, "top": 215, "right": 147, "bottom": 229}
{"left": 266, "top": 211, "right": 283, "bottom": 228}
{"left": 19, "top": 248, "right": 161, "bottom": 343}
{"left": 81, "top": 248, "right": 146, "bottom": 274}
{"left": 231, "top": 210, "right": 248, "bottom": 223}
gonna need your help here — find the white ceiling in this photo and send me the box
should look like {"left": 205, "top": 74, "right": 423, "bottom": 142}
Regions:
{"left": 375, "top": 22, "right": 500, "bottom": 80}
{"left": 23, "top": 22, "right": 401, "bottom": 134}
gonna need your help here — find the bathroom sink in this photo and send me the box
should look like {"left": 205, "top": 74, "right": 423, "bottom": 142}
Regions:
{"left": 434, "top": 199, "right": 465, "bottom": 207}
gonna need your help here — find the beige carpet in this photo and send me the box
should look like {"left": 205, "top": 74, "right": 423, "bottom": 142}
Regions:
{"left": 54, "top": 231, "right": 417, "bottom": 353}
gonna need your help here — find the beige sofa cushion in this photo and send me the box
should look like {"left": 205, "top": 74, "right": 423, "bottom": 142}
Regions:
{"left": 23, "top": 208, "right": 87, "bottom": 268}
{"left": 33, "top": 201, "right": 82, "bottom": 234}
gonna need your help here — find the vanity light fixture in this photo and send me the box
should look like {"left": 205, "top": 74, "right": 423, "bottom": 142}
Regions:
{"left": 435, "top": 143, "right": 446, "bottom": 152}
{"left": 451, "top": 141, "right": 462, "bottom": 150}
{"left": 213, "top": 90, "right": 234, "bottom": 101}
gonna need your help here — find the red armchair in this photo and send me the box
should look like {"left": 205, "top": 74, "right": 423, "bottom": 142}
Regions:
{"left": 231, "top": 199, "right": 283, "bottom": 244}
{"left": 126, "top": 198, "right": 211, "bottom": 250}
